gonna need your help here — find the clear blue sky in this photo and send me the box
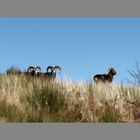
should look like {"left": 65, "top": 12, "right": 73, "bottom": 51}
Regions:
{"left": 0, "top": 18, "right": 140, "bottom": 83}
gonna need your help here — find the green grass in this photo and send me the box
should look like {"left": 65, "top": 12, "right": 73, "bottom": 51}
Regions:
{"left": 0, "top": 74, "right": 140, "bottom": 122}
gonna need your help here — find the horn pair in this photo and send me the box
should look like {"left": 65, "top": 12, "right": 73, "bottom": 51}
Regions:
{"left": 47, "top": 66, "right": 61, "bottom": 72}
{"left": 27, "top": 66, "right": 41, "bottom": 73}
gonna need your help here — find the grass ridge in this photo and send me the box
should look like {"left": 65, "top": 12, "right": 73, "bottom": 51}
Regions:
{"left": 0, "top": 75, "right": 140, "bottom": 122}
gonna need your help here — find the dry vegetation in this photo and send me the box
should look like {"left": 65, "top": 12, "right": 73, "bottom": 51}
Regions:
{"left": 0, "top": 74, "right": 140, "bottom": 122}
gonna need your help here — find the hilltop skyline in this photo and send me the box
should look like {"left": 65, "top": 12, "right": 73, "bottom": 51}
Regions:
{"left": 0, "top": 18, "right": 140, "bottom": 83}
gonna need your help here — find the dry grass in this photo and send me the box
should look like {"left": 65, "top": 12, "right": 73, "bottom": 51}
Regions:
{"left": 0, "top": 74, "right": 140, "bottom": 122}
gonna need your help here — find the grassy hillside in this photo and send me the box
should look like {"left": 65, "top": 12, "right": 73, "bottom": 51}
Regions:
{"left": 0, "top": 74, "right": 140, "bottom": 122}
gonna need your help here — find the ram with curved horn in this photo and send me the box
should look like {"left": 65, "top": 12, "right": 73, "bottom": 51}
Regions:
{"left": 44, "top": 65, "right": 61, "bottom": 80}
{"left": 93, "top": 67, "right": 117, "bottom": 83}
{"left": 26, "top": 66, "right": 42, "bottom": 76}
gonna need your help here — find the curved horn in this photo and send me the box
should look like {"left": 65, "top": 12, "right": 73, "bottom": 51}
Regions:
{"left": 54, "top": 65, "right": 61, "bottom": 74}
{"left": 54, "top": 65, "right": 61, "bottom": 71}
{"left": 47, "top": 66, "right": 54, "bottom": 72}
{"left": 35, "top": 66, "right": 41, "bottom": 73}
{"left": 27, "top": 66, "right": 35, "bottom": 72}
